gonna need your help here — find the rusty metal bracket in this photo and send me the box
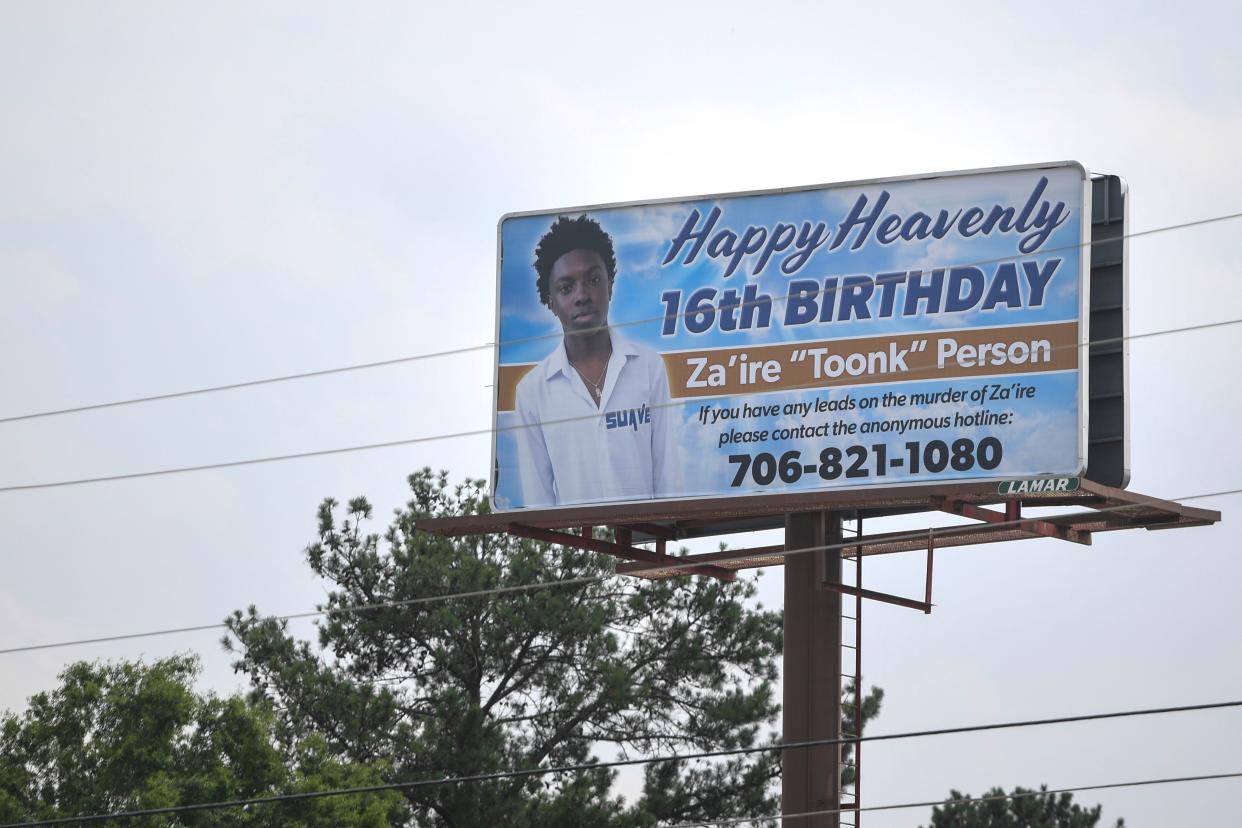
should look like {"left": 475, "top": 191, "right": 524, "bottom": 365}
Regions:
{"left": 508, "top": 523, "right": 735, "bottom": 582}
{"left": 822, "top": 582, "right": 932, "bottom": 613}
{"left": 924, "top": 527, "right": 935, "bottom": 611}
{"left": 412, "top": 482, "right": 1217, "bottom": 586}
{"left": 825, "top": 528, "right": 935, "bottom": 614}
{"left": 939, "top": 497, "right": 1091, "bottom": 545}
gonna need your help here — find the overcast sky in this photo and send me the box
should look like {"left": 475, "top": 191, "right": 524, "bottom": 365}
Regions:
{"left": 2, "top": 2, "right": 1240, "bottom": 825}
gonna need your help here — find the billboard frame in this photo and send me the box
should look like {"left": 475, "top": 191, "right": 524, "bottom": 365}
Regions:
{"left": 1085, "top": 173, "right": 1130, "bottom": 488}
{"left": 490, "top": 161, "right": 1092, "bottom": 514}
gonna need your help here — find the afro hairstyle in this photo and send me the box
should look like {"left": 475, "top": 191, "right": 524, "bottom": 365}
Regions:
{"left": 532, "top": 215, "right": 617, "bottom": 308}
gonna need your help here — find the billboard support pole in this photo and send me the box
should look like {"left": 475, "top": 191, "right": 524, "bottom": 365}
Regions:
{"left": 783, "top": 510, "right": 842, "bottom": 827}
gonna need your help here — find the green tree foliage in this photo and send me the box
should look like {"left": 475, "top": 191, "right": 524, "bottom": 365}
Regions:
{"left": 225, "top": 470, "right": 883, "bottom": 826}
{"left": 0, "top": 655, "right": 403, "bottom": 826}
{"left": 841, "top": 677, "right": 883, "bottom": 789}
{"left": 924, "top": 785, "right": 1125, "bottom": 828}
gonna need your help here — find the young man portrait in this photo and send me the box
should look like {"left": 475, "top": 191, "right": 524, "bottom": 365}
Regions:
{"left": 513, "top": 215, "right": 682, "bottom": 508}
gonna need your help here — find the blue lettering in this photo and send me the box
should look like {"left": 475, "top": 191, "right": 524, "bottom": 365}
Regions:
{"left": 946, "top": 267, "right": 985, "bottom": 312}
{"left": 875, "top": 272, "right": 906, "bottom": 317}
{"left": 839, "top": 275, "right": 874, "bottom": 320}
{"left": 1022, "top": 258, "right": 1060, "bottom": 306}
{"left": 753, "top": 222, "right": 795, "bottom": 275}
{"left": 605, "top": 406, "right": 652, "bottom": 431}
{"left": 876, "top": 213, "right": 902, "bottom": 245}
{"left": 662, "top": 177, "right": 1072, "bottom": 277}
{"left": 782, "top": 221, "right": 831, "bottom": 274}
{"left": 900, "top": 212, "right": 931, "bottom": 241}
{"left": 959, "top": 207, "right": 986, "bottom": 237}
{"left": 739, "top": 283, "right": 772, "bottom": 329}
{"left": 785, "top": 280, "right": 820, "bottom": 326}
{"left": 982, "top": 263, "right": 1022, "bottom": 310}
{"left": 1015, "top": 176, "right": 1069, "bottom": 253}
{"left": 980, "top": 204, "right": 1018, "bottom": 234}
{"left": 718, "top": 288, "right": 741, "bottom": 331}
{"left": 724, "top": 225, "right": 767, "bottom": 278}
{"left": 818, "top": 277, "right": 839, "bottom": 323}
{"left": 903, "top": 269, "right": 945, "bottom": 316}
{"left": 1014, "top": 176, "right": 1048, "bottom": 232}
{"left": 660, "top": 290, "right": 682, "bottom": 336}
{"left": 1022, "top": 203, "right": 1069, "bottom": 253}
{"left": 831, "top": 190, "right": 891, "bottom": 251}
{"left": 662, "top": 207, "right": 721, "bottom": 266}
{"left": 932, "top": 207, "right": 962, "bottom": 239}
{"left": 707, "top": 228, "right": 737, "bottom": 260}
{"left": 684, "top": 287, "right": 717, "bottom": 334}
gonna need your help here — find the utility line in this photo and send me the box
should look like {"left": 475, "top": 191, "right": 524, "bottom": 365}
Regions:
{"left": 2, "top": 209, "right": 1238, "bottom": 426}
{"left": 662, "top": 771, "right": 1242, "bottom": 828}
{"left": 1, "top": 315, "right": 1238, "bottom": 494}
{"left": 0, "top": 487, "right": 1234, "bottom": 657}
{"left": 2, "top": 700, "right": 1239, "bottom": 826}
{"left": 0, "top": 574, "right": 602, "bottom": 656}
{"left": 0, "top": 342, "right": 495, "bottom": 425}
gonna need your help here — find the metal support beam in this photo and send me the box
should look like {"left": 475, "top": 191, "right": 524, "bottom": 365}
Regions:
{"left": 784, "top": 511, "right": 841, "bottom": 827}
{"left": 614, "top": 543, "right": 784, "bottom": 576}
{"left": 939, "top": 497, "right": 1091, "bottom": 545}
{"left": 621, "top": 521, "right": 679, "bottom": 540}
{"left": 821, "top": 582, "right": 932, "bottom": 613}
{"left": 924, "top": 529, "right": 935, "bottom": 613}
{"left": 506, "top": 524, "right": 735, "bottom": 581}
{"left": 823, "top": 528, "right": 935, "bottom": 614}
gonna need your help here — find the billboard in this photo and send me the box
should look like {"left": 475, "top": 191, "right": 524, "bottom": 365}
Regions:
{"left": 491, "top": 162, "right": 1089, "bottom": 512}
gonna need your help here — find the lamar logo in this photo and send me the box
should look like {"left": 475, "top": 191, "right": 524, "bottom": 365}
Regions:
{"left": 605, "top": 405, "right": 651, "bottom": 431}
{"left": 998, "top": 477, "right": 1080, "bottom": 495}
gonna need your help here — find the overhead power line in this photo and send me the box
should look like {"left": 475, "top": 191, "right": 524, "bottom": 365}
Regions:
{"left": 0, "top": 341, "right": 496, "bottom": 425}
{"left": 0, "top": 487, "right": 1235, "bottom": 658}
{"left": 2, "top": 699, "right": 1239, "bottom": 826}
{"left": 2, "top": 209, "right": 1239, "bottom": 426}
{"left": 662, "top": 771, "right": 1242, "bottom": 828}
{"left": 1, "top": 316, "right": 1238, "bottom": 494}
